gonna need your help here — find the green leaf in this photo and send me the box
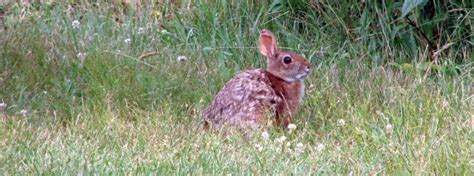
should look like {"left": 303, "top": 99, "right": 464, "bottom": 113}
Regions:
{"left": 401, "top": 0, "right": 426, "bottom": 17}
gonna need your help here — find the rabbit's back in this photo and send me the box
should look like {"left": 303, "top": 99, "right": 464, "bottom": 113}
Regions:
{"left": 203, "top": 69, "right": 281, "bottom": 128}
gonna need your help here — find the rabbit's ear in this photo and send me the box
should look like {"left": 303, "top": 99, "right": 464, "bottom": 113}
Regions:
{"left": 259, "top": 30, "right": 278, "bottom": 58}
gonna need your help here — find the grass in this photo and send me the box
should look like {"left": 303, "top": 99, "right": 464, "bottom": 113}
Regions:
{"left": 0, "top": 1, "right": 472, "bottom": 175}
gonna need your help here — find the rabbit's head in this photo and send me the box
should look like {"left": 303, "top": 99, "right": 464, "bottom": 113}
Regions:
{"left": 259, "top": 29, "right": 311, "bottom": 82}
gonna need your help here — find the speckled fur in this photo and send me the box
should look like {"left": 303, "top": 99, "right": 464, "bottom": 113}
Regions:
{"left": 203, "top": 69, "right": 281, "bottom": 129}
{"left": 202, "top": 29, "right": 311, "bottom": 129}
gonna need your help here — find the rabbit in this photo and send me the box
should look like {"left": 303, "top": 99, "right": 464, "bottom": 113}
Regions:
{"left": 202, "top": 29, "right": 311, "bottom": 130}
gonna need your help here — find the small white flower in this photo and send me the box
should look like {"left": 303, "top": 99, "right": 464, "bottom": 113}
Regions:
{"left": 79, "top": 40, "right": 85, "bottom": 47}
{"left": 295, "top": 143, "right": 304, "bottom": 154}
{"left": 254, "top": 144, "right": 263, "bottom": 152}
{"left": 386, "top": 123, "right": 393, "bottom": 134}
{"left": 19, "top": 109, "right": 28, "bottom": 117}
{"left": 43, "top": 91, "right": 47, "bottom": 94}
{"left": 341, "top": 52, "right": 349, "bottom": 58}
{"left": 275, "top": 136, "right": 286, "bottom": 143}
{"left": 177, "top": 55, "right": 187, "bottom": 62}
{"left": 287, "top": 123, "right": 297, "bottom": 131}
{"left": 76, "top": 52, "right": 86, "bottom": 62}
{"left": 441, "top": 100, "right": 449, "bottom": 109}
{"left": 88, "top": 34, "right": 96, "bottom": 41}
{"left": 308, "top": 84, "right": 316, "bottom": 93}
{"left": 137, "top": 27, "right": 145, "bottom": 34}
{"left": 261, "top": 131, "right": 270, "bottom": 140}
{"left": 161, "top": 29, "right": 169, "bottom": 34}
{"left": 336, "top": 119, "right": 346, "bottom": 127}
{"left": 0, "top": 102, "right": 6, "bottom": 111}
{"left": 124, "top": 38, "right": 132, "bottom": 44}
{"left": 286, "top": 142, "right": 291, "bottom": 147}
{"left": 315, "top": 143, "right": 325, "bottom": 152}
{"left": 72, "top": 20, "right": 80, "bottom": 29}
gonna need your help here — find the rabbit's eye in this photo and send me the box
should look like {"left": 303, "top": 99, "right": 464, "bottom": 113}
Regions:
{"left": 283, "top": 56, "right": 292, "bottom": 64}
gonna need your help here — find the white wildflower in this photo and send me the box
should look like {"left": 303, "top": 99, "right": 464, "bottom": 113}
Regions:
{"left": 336, "top": 119, "right": 346, "bottom": 127}
{"left": 161, "top": 29, "right": 170, "bottom": 34}
{"left": 177, "top": 55, "right": 187, "bottom": 62}
{"left": 261, "top": 131, "right": 270, "bottom": 140}
{"left": 19, "top": 109, "right": 28, "bottom": 117}
{"left": 79, "top": 40, "right": 85, "bottom": 47}
{"left": 254, "top": 144, "right": 263, "bottom": 152}
{"left": 287, "top": 123, "right": 297, "bottom": 131}
{"left": 341, "top": 52, "right": 349, "bottom": 58}
{"left": 0, "top": 102, "right": 6, "bottom": 111}
{"left": 441, "top": 100, "right": 449, "bottom": 109}
{"left": 88, "top": 34, "right": 96, "bottom": 41}
{"left": 286, "top": 142, "right": 291, "bottom": 147}
{"left": 295, "top": 142, "right": 304, "bottom": 154}
{"left": 76, "top": 52, "right": 86, "bottom": 62}
{"left": 386, "top": 123, "right": 393, "bottom": 134}
{"left": 124, "top": 38, "right": 132, "bottom": 44}
{"left": 335, "top": 146, "right": 342, "bottom": 152}
{"left": 72, "top": 20, "right": 80, "bottom": 29}
{"left": 274, "top": 146, "right": 281, "bottom": 152}
{"left": 275, "top": 136, "right": 286, "bottom": 143}
{"left": 137, "top": 27, "right": 145, "bottom": 34}
{"left": 315, "top": 143, "right": 325, "bottom": 152}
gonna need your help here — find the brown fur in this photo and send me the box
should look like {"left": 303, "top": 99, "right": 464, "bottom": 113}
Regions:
{"left": 203, "top": 29, "right": 311, "bottom": 130}
{"left": 266, "top": 71, "right": 304, "bottom": 127}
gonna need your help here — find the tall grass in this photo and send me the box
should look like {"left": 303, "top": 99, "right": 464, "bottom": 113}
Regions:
{"left": 0, "top": 1, "right": 472, "bottom": 174}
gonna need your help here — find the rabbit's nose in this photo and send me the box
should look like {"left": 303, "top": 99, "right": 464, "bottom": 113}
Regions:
{"left": 304, "top": 65, "right": 311, "bottom": 72}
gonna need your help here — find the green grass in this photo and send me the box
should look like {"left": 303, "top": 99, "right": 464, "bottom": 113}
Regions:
{"left": 0, "top": 1, "right": 472, "bottom": 175}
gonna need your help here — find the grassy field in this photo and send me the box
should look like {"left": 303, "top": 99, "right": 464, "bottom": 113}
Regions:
{"left": 0, "top": 1, "right": 472, "bottom": 175}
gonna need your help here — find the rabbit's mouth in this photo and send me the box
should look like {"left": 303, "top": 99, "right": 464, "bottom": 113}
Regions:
{"left": 295, "top": 71, "right": 310, "bottom": 80}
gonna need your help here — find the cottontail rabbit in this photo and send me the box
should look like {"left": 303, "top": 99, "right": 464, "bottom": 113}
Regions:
{"left": 203, "top": 29, "right": 311, "bottom": 129}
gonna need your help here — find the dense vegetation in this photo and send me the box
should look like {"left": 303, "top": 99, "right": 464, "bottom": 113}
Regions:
{"left": 0, "top": 0, "right": 472, "bottom": 174}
